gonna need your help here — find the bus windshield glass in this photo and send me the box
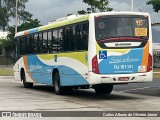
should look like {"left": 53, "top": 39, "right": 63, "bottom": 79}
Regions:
{"left": 95, "top": 15, "right": 149, "bottom": 41}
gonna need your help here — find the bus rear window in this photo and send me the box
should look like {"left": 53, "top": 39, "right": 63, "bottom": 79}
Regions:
{"left": 95, "top": 15, "right": 149, "bottom": 41}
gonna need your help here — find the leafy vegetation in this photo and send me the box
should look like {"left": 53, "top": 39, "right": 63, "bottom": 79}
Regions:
{"left": 0, "top": 0, "right": 32, "bottom": 31}
{"left": 78, "top": 0, "right": 113, "bottom": 14}
{"left": 0, "top": 56, "right": 15, "bottom": 65}
{"left": 146, "top": 0, "right": 160, "bottom": 12}
{"left": 1, "top": 19, "right": 41, "bottom": 58}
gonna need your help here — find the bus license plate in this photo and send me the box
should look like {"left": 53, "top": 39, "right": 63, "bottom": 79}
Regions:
{"left": 118, "top": 77, "right": 129, "bottom": 81}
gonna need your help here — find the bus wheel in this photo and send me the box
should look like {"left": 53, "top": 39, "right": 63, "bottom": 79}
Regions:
{"left": 22, "top": 72, "right": 33, "bottom": 88}
{"left": 94, "top": 84, "right": 113, "bottom": 94}
{"left": 54, "top": 72, "right": 64, "bottom": 95}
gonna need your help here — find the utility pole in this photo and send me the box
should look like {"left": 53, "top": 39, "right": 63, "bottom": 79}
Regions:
{"left": 15, "top": 0, "right": 18, "bottom": 34}
{"left": 15, "top": 0, "right": 18, "bottom": 59}
{"left": 131, "top": 0, "right": 134, "bottom": 11}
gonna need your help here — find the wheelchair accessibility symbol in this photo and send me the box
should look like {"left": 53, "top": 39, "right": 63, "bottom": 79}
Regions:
{"left": 99, "top": 51, "right": 107, "bottom": 59}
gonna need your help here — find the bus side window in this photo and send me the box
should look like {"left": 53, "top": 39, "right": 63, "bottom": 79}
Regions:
{"left": 48, "top": 30, "right": 52, "bottom": 53}
{"left": 82, "top": 22, "right": 89, "bottom": 50}
{"left": 63, "top": 27, "right": 71, "bottom": 51}
{"left": 26, "top": 36, "right": 29, "bottom": 54}
{"left": 52, "top": 30, "right": 58, "bottom": 53}
{"left": 19, "top": 38, "right": 22, "bottom": 55}
{"left": 75, "top": 23, "right": 89, "bottom": 51}
{"left": 70, "top": 26, "right": 76, "bottom": 51}
{"left": 20, "top": 37, "right": 26, "bottom": 55}
{"left": 58, "top": 29, "right": 63, "bottom": 52}
{"left": 39, "top": 33, "right": 43, "bottom": 54}
{"left": 15, "top": 38, "right": 20, "bottom": 58}
{"left": 75, "top": 24, "right": 82, "bottom": 51}
{"left": 42, "top": 32, "right": 48, "bottom": 53}
{"left": 34, "top": 34, "right": 39, "bottom": 54}
{"left": 26, "top": 36, "right": 32, "bottom": 54}
{"left": 29, "top": 35, "right": 34, "bottom": 54}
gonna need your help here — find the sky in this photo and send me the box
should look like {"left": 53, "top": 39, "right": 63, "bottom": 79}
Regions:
{"left": 24, "top": 0, "right": 160, "bottom": 25}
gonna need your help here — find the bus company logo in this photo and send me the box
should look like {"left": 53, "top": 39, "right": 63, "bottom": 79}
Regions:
{"left": 115, "top": 43, "right": 131, "bottom": 46}
{"left": 109, "top": 57, "right": 139, "bottom": 64}
{"left": 29, "top": 64, "right": 43, "bottom": 71}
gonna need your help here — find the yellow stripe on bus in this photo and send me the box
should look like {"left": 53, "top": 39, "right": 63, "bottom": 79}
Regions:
{"left": 38, "top": 52, "right": 88, "bottom": 66}
{"left": 39, "top": 15, "right": 89, "bottom": 32}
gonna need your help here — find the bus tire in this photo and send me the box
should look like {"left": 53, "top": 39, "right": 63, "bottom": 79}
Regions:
{"left": 21, "top": 71, "right": 33, "bottom": 88}
{"left": 106, "top": 84, "right": 113, "bottom": 94}
{"left": 94, "top": 84, "right": 113, "bottom": 94}
{"left": 53, "top": 72, "right": 64, "bottom": 95}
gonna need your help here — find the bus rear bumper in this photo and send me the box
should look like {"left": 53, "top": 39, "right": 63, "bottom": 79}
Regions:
{"left": 89, "top": 71, "right": 153, "bottom": 85}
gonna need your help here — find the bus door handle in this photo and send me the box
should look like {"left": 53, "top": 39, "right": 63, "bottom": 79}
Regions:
{"left": 54, "top": 55, "right": 57, "bottom": 62}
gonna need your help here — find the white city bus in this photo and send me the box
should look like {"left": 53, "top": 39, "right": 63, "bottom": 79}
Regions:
{"left": 14, "top": 12, "right": 153, "bottom": 95}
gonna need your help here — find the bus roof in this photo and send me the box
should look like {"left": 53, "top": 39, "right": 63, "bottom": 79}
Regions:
{"left": 15, "top": 11, "right": 150, "bottom": 38}
{"left": 15, "top": 14, "right": 89, "bottom": 38}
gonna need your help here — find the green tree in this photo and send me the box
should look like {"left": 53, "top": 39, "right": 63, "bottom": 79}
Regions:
{"left": 83, "top": 0, "right": 99, "bottom": 13}
{"left": 0, "top": 38, "right": 5, "bottom": 54}
{"left": 98, "top": 0, "right": 113, "bottom": 12}
{"left": 78, "top": 0, "right": 113, "bottom": 14}
{"left": 0, "top": 7, "right": 9, "bottom": 31}
{"left": 146, "top": 0, "right": 160, "bottom": 12}
{"left": 0, "top": 0, "right": 32, "bottom": 31}
{"left": 78, "top": 10, "right": 87, "bottom": 14}
{"left": 18, "top": 19, "right": 41, "bottom": 31}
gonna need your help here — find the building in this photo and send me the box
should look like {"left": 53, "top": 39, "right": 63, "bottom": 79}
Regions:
{"left": 153, "top": 43, "right": 160, "bottom": 54}
{"left": 153, "top": 43, "right": 160, "bottom": 67}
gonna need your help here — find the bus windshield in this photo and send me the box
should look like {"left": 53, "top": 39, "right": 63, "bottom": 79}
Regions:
{"left": 95, "top": 15, "right": 149, "bottom": 41}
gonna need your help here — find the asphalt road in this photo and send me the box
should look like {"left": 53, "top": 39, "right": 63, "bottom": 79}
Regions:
{"left": 0, "top": 76, "right": 159, "bottom": 120}
{"left": 114, "top": 78, "right": 160, "bottom": 96}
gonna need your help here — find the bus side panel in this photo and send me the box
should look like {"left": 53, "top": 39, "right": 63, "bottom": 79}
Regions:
{"left": 13, "top": 56, "right": 34, "bottom": 83}
{"left": 56, "top": 52, "right": 89, "bottom": 86}
{"left": 13, "top": 57, "right": 23, "bottom": 81}
{"left": 75, "top": 52, "right": 89, "bottom": 86}
{"left": 25, "top": 55, "right": 53, "bottom": 85}
{"left": 58, "top": 66, "right": 89, "bottom": 86}
{"left": 22, "top": 53, "right": 89, "bottom": 86}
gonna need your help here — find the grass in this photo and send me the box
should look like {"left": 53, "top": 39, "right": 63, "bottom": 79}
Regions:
{"left": 153, "top": 68, "right": 160, "bottom": 79}
{"left": 0, "top": 56, "right": 14, "bottom": 76}
{"left": 153, "top": 68, "right": 160, "bottom": 72}
{"left": 0, "top": 67, "right": 13, "bottom": 76}
{"left": 154, "top": 74, "right": 160, "bottom": 79}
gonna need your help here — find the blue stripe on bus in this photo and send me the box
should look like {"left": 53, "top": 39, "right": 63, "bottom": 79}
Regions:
{"left": 29, "top": 28, "right": 39, "bottom": 34}
{"left": 58, "top": 65, "right": 89, "bottom": 86}
{"left": 26, "top": 55, "right": 89, "bottom": 86}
